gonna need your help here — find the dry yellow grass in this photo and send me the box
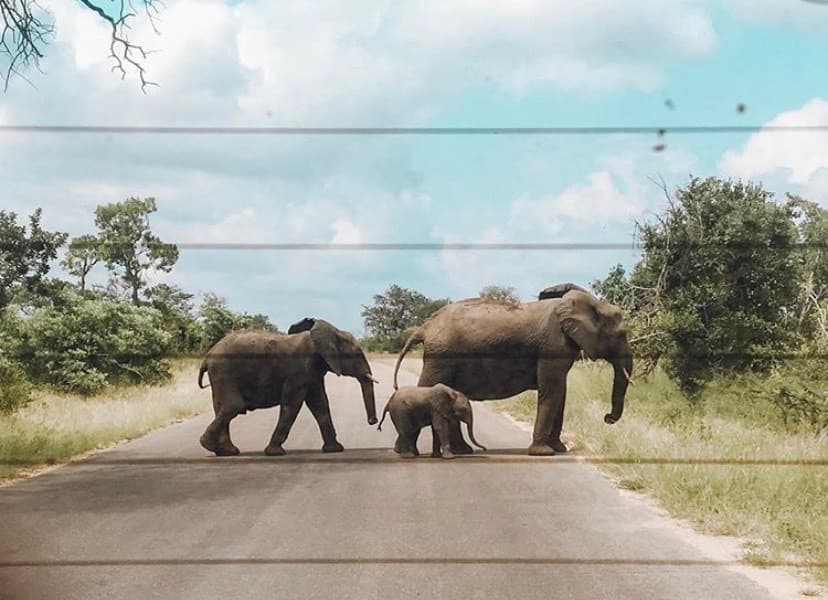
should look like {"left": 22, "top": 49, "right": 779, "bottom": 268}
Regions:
{"left": 492, "top": 362, "right": 828, "bottom": 587}
{"left": 0, "top": 360, "right": 210, "bottom": 481}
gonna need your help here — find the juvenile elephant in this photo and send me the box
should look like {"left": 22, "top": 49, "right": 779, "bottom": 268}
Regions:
{"left": 377, "top": 383, "right": 487, "bottom": 459}
{"left": 198, "top": 317, "right": 378, "bottom": 456}
{"left": 392, "top": 283, "right": 632, "bottom": 456}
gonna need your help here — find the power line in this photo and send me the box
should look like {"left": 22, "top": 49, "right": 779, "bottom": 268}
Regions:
{"left": 1, "top": 125, "right": 828, "bottom": 135}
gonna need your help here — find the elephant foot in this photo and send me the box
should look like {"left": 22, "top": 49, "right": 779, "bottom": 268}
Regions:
{"left": 430, "top": 451, "right": 442, "bottom": 458}
{"left": 200, "top": 434, "right": 240, "bottom": 457}
{"left": 547, "top": 439, "right": 568, "bottom": 453}
{"left": 441, "top": 450, "right": 456, "bottom": 460}
{"left": 528, "top": 442, "right": 557, "bottom": 456}
{"left": 264, "top": 443, "right": 286, "bottom": 456}
{"left": 450, "top": 442, "right": 474, "bottom": 455}
{"left": 399, "top": 451, "right": 418, "bottom": 459}
{"left": 322, "top": 441, "right": 345, "bottom": 453}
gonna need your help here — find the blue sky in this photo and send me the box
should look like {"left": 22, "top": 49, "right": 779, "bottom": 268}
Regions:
{"left": 1, "top": 0, "right": 827, "bottom": 333}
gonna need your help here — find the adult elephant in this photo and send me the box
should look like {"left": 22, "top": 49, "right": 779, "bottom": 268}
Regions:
{"left": 198, "top": 317, "right": 378, "bottom": 456}
{"left": 392, "top": 283, "right": 632, "bottom": 456}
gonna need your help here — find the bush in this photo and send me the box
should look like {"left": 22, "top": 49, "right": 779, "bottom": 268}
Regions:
{"left": 763, "top": 365, "right": 828, "bottom": 431}
{"left": 0, "top": 355, "right": 31, "bottom": 413}
{"left": 19, "top": 292, "right": 172, "bottom": 395}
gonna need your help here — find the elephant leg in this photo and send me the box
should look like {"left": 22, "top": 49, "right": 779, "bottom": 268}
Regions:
{"left": 200, "top": 389, "right": 243, "bottom": 457}
{"left": 448, "top": 419, "right": 473, "bottom": 454}
{"left": 545, "top": 378, "right": 568, "bottom": 453}
{"left": 264, "top": 398, "right": 303, "bottom": 456}
{"left": 305, "top": 384, "right": 343, "bottom": 453}
{"left": 404, "top": 427, "right": 421, "bottom": 458}
{"left": 529, "top": 362, "right": 568, "bottom": 456}
{"left": 431, "top": 426, "right": 442, "bottom": 458}
{"left": 432, "top": 416, "right": 455, "bottom": 459}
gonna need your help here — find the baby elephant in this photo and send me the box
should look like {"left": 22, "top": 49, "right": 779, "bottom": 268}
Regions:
{"left": 377, "top": 383, "right": 487, "bottom": 459}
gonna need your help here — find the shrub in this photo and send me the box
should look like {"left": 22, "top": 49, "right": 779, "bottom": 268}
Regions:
{"left": 763, "top": 366, "right": 828, "bottom": 431}
{"left": 0, "top": 355, "right": 31, "bottom": 413}
{"left": 19, "top": 292, "right": 172, "bottom": 395}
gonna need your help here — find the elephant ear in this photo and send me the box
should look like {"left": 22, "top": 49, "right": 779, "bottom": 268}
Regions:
{"left": 538, "top": 283, "right": 590, "bottom": 301}
{"left": 309, "top": 320, "right": 344, "bottom": 376}
{"left": 553, "top": 291, "right": 600, "bottom": 360}
{"left": 288, "top": 317, "right": 316, "bottom": 335}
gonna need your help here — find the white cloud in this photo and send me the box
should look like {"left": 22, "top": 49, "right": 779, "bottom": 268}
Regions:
{"left": 330, "top": 218, "right": 363, "bottom": 244}
{"left": 720, "top": 0, "right": 828, "bottom": 32}
{"left": 510, "top": 171, "right": 645, "bottom": 235}
{"left": 719, "top": 99, "right": 828, "bottom": 200}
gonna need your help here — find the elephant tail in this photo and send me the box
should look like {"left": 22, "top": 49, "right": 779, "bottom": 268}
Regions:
{"left": 198, "top": 360, "right": 211, "bottom": 389}
{"left": 376, "top": 399, "right": 392, "bottom": 432}
{"left": 393, "top": 329, "right": 424, "bottom": 391}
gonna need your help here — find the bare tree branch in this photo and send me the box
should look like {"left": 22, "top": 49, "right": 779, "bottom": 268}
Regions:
{"left": 1, "top": 0, "right": 160, "bottom": 91}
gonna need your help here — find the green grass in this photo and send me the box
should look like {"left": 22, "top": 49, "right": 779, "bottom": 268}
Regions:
{"left": 0, "top": 359, "right": 211, "bottom": 482}
{"left": 492, "top": 362, "right": 828, "bottom": 587}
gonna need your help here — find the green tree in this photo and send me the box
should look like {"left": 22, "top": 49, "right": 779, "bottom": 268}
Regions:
{"left": 94, "top": 198, "right": 179, "bottom": 306}
{"left": 624, "top": 177, "right": 801, "bottom": 391}
{"left": 235, "top": 312, "right": 277, "bottom": 332}
{"left": 61, "top": 234, "right": 100, "bottom": 292}
{"left": 197, "top": 293, "right": 278, "bottom": 350}
{"left": 361, "top": 284, "right": 449, "bottom": 351}
{"left": 479, "top": 285, "right": 520, "bottom": 305}
{"left": 786, "top": 195, "right": 828, "bottom": 346}
{"left": 591, "top": 264, "right": 632, "bottom": 309}
{"left": 144, "top": 284, "right": 201, "bottom": 353}
{"left": 0, "top": 208, "right": 67, "bottom": 309}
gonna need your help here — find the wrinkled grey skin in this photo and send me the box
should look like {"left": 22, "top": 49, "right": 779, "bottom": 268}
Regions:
{"left": 393, "top": 283, "right": 632, "bottom": 456}
{"left": 377, "top": 384, "right": 487, "bottom": 459}
{"left": 198, "top": 318, "right": 377, "bottom": 457}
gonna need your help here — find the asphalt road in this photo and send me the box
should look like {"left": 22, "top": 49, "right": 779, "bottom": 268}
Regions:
{"left": 0, "top": 360, "right": 785, "bottom": 599}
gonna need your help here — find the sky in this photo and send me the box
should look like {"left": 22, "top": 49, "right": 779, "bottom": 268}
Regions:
{"left": 1, "top": 0, "right": 828, "bottom": 333}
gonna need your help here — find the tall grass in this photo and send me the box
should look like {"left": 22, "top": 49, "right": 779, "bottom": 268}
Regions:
{"left": 0, "top": 359, "right": 210, "bottom": 481}
{"left": 492, "top": 362, "right": 828, "bottom": 585}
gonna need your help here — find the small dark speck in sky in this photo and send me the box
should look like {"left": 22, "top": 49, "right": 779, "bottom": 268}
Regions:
{"left": 736, "top": 103, "right": 746, "bottom": 114}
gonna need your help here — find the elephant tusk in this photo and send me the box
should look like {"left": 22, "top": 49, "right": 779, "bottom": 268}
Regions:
{"left": 622, "top": 368, "right": 635, "bottom": 386}
{"left": 370, "top": 376, "right": 380, "bottom": 384}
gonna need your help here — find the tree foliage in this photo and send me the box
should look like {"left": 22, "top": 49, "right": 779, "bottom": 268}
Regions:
{"left": 18, "top": 290, "right": 172, "bottom": 395}
{"left": 94, "top": 197, "right": 179, "bottom": 306}
{"left": 594, "top": 177, "right": 805, "bottom": 392}
{"left": 479, "top": 285, "right": 521, "bottom": 305}
{"left": 786, "top": 195, "right": 828, "bottom": 347}
{"left": 198, "top": 293, "right": 277, "bottom": 351}
{"left": 61, "top": 234, "right": 100, "bottom": 292}
{"left": 0, "top": 208, "right": 67, "bottom": 309}
{"left": 361, "top": 284, "right": 449, "bottom": 351}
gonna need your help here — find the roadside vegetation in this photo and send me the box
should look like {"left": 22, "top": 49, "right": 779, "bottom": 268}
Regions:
{"left": 1, "top": 198, "right": 276, "bottom": 476}
{"left": 0, "top": 359, "right": 208, "bottom": 481}
{"left": 493, "top": 363, "right": 828, "bottom": 585}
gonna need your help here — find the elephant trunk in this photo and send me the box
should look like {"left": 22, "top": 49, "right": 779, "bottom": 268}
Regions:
{"left": 359, "top": 376, "right": 378, "bottom": 426}
{"left": 464, "top": 415, "right": 487, "bottom": 452}
{"left": 605, "top": 354, "right": 631, "bottom": 425}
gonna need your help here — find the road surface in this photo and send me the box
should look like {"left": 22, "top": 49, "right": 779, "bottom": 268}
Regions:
{"left": 0, "top": 360, "right": 786, "bottom": 599}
